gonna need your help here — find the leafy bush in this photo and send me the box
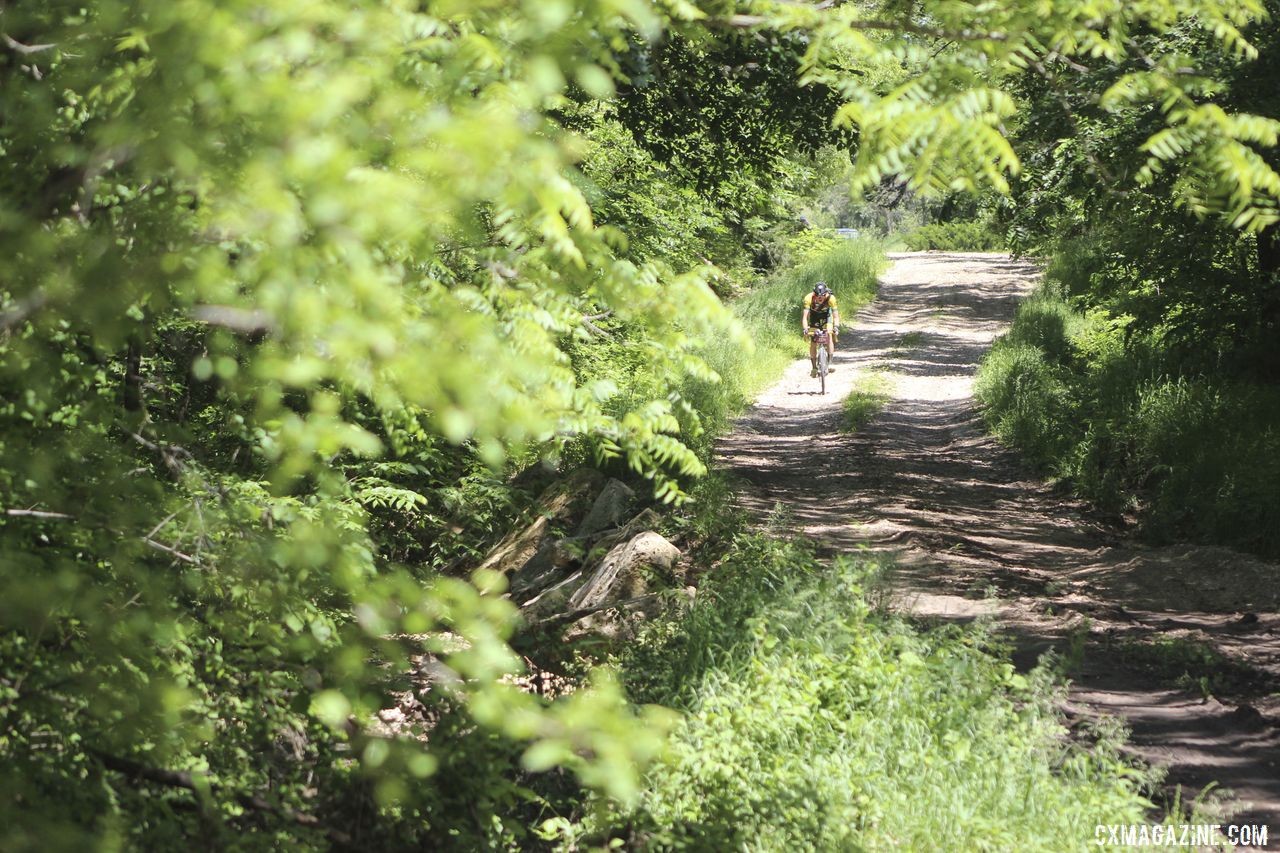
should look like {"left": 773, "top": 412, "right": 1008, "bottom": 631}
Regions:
{"left": 783, "top": 230, "right": 843, "bottom": 265}
{"left": 904, "top": 220, "right": 1006, "bottom": 251}
{"left": 558, "top": 535, "right": 1155, "bottom": 849}
{"left": 978, "top": 283, "right": 1280, "bottom": 557}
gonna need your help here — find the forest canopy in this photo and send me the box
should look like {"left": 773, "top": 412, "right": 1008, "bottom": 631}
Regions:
{"left": 2, "top": 0, "right": 1277, "bottom": 847}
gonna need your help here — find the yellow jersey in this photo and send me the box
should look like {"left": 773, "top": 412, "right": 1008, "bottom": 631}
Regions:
{"left": 803, "top": 291, "right": 837, "bottom": 328}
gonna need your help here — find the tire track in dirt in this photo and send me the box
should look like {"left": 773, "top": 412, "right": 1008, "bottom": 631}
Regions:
{"left": 716, "top": 251, "right": 1280, "bottom": 825}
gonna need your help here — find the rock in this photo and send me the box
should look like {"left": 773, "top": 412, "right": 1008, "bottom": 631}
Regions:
{"left": 510, "top": 539, "right": 580, "bottom": 600}
{"left": 575, "top": 479, "right": 636, "bottom": 538}
{"left": 582, "top": 508, "right": 663, "bottom": 561}
{"left": 520, "top": 569, "right": 588, "bottom": 622}
{"left": 569, "top": 531, "right": 682, "bottom": 612}
{"left": 475, "top": 468, "right": 604, "bottom": 576}
{"left": 512, "top": 507, "right": 662, "bottom": 603}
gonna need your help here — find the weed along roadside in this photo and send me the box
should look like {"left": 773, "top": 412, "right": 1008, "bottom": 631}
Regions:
{"left": 565, "top": 532, "right": 1161, "bottom": 849}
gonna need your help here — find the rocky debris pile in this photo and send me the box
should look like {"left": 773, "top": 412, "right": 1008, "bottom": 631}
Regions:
{"left": 371, "top": 469, "right": 692, "bottom": 739}
{"left": 481, "top": 469, "right": 692, "bottom": 645}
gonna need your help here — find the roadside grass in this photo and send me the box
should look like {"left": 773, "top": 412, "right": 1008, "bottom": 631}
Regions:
{"left": 567, "top": 532, "right": 1162, "bottom": 850}
{"left": 976, "top": 277, "right": 1280, "bottom": 558}
{"left": 894, "top": 329, "right": 926, "bottom": 353}
{"left": 1106, "top": 635, "right": 1270, "bottom": 701}
{"left": 842, "top": 370, "right": 894, "bottom": 432}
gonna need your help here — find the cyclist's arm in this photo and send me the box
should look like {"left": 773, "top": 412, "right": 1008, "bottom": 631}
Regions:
{"left": 801, "top": 307, "right": 810, "bottom": 334}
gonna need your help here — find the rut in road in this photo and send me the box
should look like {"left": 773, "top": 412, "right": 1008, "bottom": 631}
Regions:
{"left": 716, "top": 252, "right": 1280, "bottom": 825}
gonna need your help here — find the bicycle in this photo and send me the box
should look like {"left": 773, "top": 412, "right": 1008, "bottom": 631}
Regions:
{"left": 808, "top": 327, "right": 832, "bottom": 395}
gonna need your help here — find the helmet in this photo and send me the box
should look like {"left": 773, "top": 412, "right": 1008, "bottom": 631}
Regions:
{"left": 813, "top": 282, "right": 830, "bottom": 296}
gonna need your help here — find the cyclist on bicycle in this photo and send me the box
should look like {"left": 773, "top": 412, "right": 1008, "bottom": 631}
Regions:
{"left": 801, "top": 281, "right": 838, "bottom": 377}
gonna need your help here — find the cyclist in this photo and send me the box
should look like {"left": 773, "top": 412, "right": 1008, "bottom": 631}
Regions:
{"left": 801, "top": 281, "right": 838, "bottom": 377}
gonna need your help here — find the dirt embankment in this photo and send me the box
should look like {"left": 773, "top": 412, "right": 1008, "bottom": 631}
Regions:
{"left": 717, "top": 252, "right": 1280, "bottom": 825}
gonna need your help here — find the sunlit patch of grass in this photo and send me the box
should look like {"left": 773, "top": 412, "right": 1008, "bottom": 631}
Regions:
{"left": 843, "top": 371, "right": 894, "bottom": 433}
{"left": 894, "top": 330, "right": 925, "bottom": 353}
{"left": 1108, "top": 635, "right": 1269, "bottom": 700}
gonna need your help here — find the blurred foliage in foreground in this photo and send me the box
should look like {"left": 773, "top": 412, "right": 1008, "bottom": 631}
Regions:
{"left": 2, "top": 0, "right": 1278, "bottom": 846}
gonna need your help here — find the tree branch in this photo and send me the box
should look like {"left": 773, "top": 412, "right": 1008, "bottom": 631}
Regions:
{"left": 4, "top": 508, "right": 74, "bottom": 520}
{"left": 581, "top": 318, "right": 614, "bottom": 339}
{"left": 144, "top": 537, "right": 199, "bottom": 564}
{"left": 2, "top": 34, "right": 55, "bottom": 55}
{"left": 128, "top": 430, "right": 193, "bottom": 477}
{"left": 0, "top": 291, "right": 48, "bottom": 333}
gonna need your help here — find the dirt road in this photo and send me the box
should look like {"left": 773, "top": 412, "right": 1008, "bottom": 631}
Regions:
{"left": 717, "top": 252, "right": 1280, "bottom": 825}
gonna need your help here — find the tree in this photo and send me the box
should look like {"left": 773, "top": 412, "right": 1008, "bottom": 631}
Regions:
{"left": 3, "top": 0, "right": 1278, "bottom": 846}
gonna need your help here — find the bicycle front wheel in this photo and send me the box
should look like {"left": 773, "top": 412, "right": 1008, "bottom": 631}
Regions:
{"left": 817, "top": 347, "right": 829, "bottom": 395}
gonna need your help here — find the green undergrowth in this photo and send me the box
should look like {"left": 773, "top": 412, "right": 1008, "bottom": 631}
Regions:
{"left": 1105, "top": 635, "right": 1271, "bottom": 701}
{"left": 904, "top": 219, "right": 1006, "bottom": 252}
{"left": 548, "top": 526, "right": 1160, "bottom": 850}
{"left": 842, "top": 370, "right": 894, "bottom": 432}
{"left": 976, "top": 279, "right": 1280, "bottom": 558}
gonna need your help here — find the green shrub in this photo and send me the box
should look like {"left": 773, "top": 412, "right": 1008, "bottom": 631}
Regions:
{"left": 976, "top": 341, "right": 1077, "bottom": 466}
{"left": 904, "top": 220, "right": 1005, "bottom": 251}
{"left": 559, "top": 536, "right": 1155, "bottom": 850}
{"left": 977, "top": 283, "right": 1280, "bottom": 557}
{"left": 784, "top": 230, "right": 843, "bottom": 265}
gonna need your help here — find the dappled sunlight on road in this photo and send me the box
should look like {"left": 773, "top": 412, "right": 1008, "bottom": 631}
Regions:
{"left": 717, "top": 251, "right": 1280, "bottom": 825}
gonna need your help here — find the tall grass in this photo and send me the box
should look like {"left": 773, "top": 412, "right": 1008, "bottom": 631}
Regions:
{"left": 977, "top": 283, "right": 1280, "bottom": 557}
{"left": 565, "top": 535, "right": 1156, "bottom": 849}
{"left": 682, "top": 238, "right": 885, "bottom": 446}
{"left": 842, "top": 370, "right": 894, "bottom": 432}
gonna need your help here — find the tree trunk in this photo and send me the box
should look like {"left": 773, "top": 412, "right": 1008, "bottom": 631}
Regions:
{"left": 123, "top": 337, "right": 144, "bottom": 412}
{"left": 1256, "top": 226, "right": 1280, "bottom": 382}
{"left": 1259, "top": 225, "right": 1280, "bottom": 278}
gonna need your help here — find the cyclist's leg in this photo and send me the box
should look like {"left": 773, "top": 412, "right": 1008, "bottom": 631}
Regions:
{"left": 808, "top": 332, "right": 818, "bottom": 375}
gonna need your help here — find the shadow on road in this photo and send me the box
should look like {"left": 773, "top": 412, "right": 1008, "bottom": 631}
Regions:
{"left": 717, "top": 251, "right": 1280, "bottom": 824}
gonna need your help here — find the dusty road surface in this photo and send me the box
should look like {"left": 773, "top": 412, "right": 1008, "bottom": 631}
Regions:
{"left": 717, "top": 251, "right": 1280, "bottom": 825}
